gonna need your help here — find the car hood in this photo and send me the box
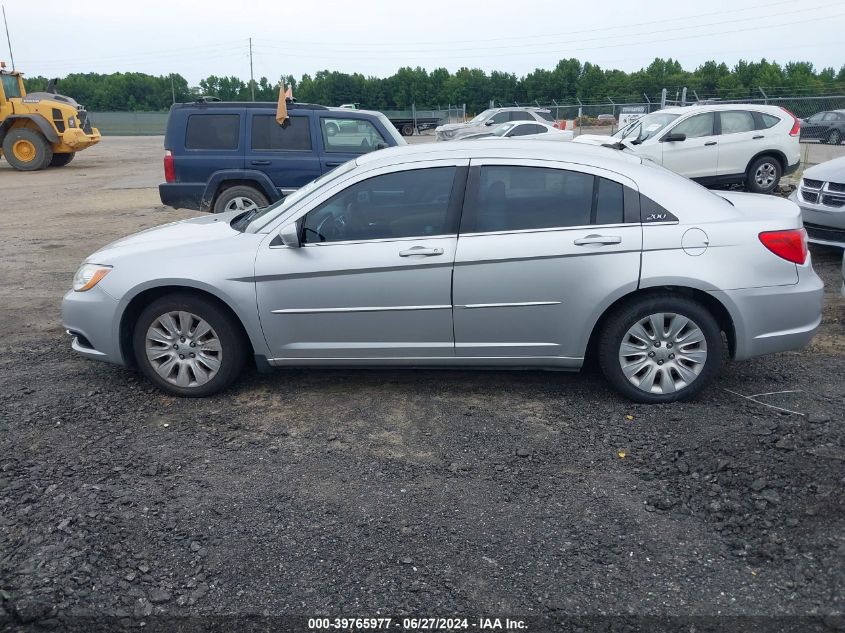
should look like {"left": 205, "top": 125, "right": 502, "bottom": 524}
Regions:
{"left": 802, "top": 156, "right": 845, "bottom": 182}
{"left": 88, "top": 212, "right": 242, "bottom": 262}
{"left": 436, "top": 122, "right": 480, "bottom": 132}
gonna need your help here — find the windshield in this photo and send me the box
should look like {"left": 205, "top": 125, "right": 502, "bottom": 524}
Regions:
{"left": 1, "top": 74, "right": 22, "bottom": 99}
{"left": 491, "top": 123, "right": 515, "bottom": 137}
{"left": 234, "top": 160, "right": 358, "bottom": 232}
{"left": 613, "top": 112, "right": 679, "bottom": 143}
{"left": 374, "top": 112, "right": 407, "bottom": 146}
{"left": 469, "top": 109, "right": 495, "bottom": 124}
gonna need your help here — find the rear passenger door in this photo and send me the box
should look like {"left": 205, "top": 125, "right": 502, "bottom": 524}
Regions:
{"left": 247, "top": 112, "right": 322, "bottom": 195}
{"left": 715, "top": 110, "right": 758, "bottom": 176}
{"left": 180, "top": 110, "right": 244, "bottom": 184}
{"left": 452, "top": 160, "right": 643, "bottom": 362}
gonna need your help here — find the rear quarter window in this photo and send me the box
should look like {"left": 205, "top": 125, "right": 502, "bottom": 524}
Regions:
{"left": 757, "top": 113, "right": 781, "bottom": 130}
{"left": 185, "top": 114, "right": 240, "bottom": 150}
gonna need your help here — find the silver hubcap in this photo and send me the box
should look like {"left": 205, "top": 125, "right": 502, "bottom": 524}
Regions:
{"left": 225, "top": 196, "right": 259, "bottom": 212}
{"left": 618, "top": 312, "right": 707, "bottom": 395}
{"left": 755, "top": 163, "right": 777, "bottom": 187}
{"left": 145, "top": 311, "right": 222, "bottom": 388}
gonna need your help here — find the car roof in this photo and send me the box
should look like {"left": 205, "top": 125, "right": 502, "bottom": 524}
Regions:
{"left": 356, "top": 139, "right": 643, "bottom": 171}
{"left": 491, "top": 106, "right": 551, "bottom": 112}
{"left": 658, "top": 103, "right": 785, "bottom": 115}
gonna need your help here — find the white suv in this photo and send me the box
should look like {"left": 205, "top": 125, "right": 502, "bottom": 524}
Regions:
{"left": 574, "top": 104, "right": 801, "bottom": 193}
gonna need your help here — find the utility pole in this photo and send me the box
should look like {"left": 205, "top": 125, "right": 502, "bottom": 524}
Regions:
{"left": 249, "top": 37, "right": 255, "bottom": 102}
{"left": 170, "top": 73, "right": 176, "bottom": 104}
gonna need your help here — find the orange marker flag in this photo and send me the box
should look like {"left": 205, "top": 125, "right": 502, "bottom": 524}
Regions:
{"left": 276, "top": 82, "right": 289, "bottom": 124}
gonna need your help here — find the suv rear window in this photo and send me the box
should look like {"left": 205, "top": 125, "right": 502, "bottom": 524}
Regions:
{"left": 252, "top": 115, "right": 311, "bottom": 151}
{"left": 185, "top": 114, "right": 239, "bottom": 150}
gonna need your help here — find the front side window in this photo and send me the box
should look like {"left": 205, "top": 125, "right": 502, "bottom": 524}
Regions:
{"left": 185, "top": 114, "right": 239, "bottom": 150}
{"left": 1, "top": 74, "right": 22, "bottom": 99}
{"left": 320, "top": 118, "right": 386, "bottom": 153}
{"left": 807, "top": 113, "right": 825, "bottom": 123}
{"left": 465, "top": 166, "right": 595, "bottom": 233}
{"left": 509, "top": 124, "right": 540, "bottom": 137}
{"left": 614, "top": 112, "right": 679, "bottom": 142}
{"left": 670, "top": 112, "right": 715, "bottom": 139}
{"left": 822, "top": 112, "right": 839, "bottom": 122}
{"left": 251, "top": 114, "right": 311, "bottom": 151}
{"left": 489, "top": 111, "right": 510, "bottom": 124}
{"left": 300, "top": 167, "right": 456, "bottom": 243}
{"left": 720, "top": 111, "right": 755, "bottom": 134}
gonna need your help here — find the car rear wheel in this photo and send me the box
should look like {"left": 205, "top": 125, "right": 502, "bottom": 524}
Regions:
{"left": 746, "top": 156, "right": 782, "bottom": 194}
{"left": 827, "top": 130, "right": 842, "bottom": 145}
{"left": 49, "top": 152, "right": 75, "bottom": 167}
{"left": 133, "top": 294, "right": 247, "bottom": 397}
{"left": 213, "top": 186, "right": 269, "bottom": 214}
{"left": 598, "top": 295, "right": 722, "bottom": 403}
{"left": 2, "top": 128, "right": 53, "bottom": 171}
{"left": 401, "top": 123, "right": 415, "bottom": 136}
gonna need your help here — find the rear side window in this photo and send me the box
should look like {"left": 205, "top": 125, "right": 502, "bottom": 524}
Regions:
{"left": 185, "top": 114, "right": 240, "bottom": 150}
{"left": 720, "top": 111, "right": 755, "bottom": 134}
{"left": 465, "top": 166, "right": 594, "bottom": 232}
{"left": 757, "top": 113, "right": 781, "bottom": 129}
{"left": 535, "top": 111, "right": 555, "bottom": 122}
{"left": 252, "top": 115, "right": 311, "bottom": 151}
{"left": 320, "top": 118, "right": 386, "bottom": 153}
{"left": 595, "top": 178, "right": 624, "bottom": 224}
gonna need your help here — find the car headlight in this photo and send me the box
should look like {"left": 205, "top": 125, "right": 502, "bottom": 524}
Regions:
{"left": 68, "top": 116, "right": 77, "bottom": 128}
{"left": 73, "top": 263, "right": 112, "bottom": 292}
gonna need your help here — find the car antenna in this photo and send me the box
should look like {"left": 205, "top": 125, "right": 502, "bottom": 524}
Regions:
{"left": 2, "top": 4, "right": 15, "bottom": 71}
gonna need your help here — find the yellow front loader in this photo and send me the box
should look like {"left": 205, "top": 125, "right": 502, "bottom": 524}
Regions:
{"left": 0, "top": 62, "right": 100, "bottom": 170}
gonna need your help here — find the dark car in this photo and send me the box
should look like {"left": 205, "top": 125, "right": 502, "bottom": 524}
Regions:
{"left": 159, "top": 101, "right": 406, "bottom": 213}
{"left": 800, "top": 109, "right": 845, "bottom": 145}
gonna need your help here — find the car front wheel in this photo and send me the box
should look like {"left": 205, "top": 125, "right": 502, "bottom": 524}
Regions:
{"left": 133, "top": 294, "right": 246, "bottom": 397}
{"left": 598, "top": 295, "right": 722, "bottom": 403}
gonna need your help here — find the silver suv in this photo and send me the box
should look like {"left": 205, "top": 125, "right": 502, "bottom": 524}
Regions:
{"left": 435, "top": 107, "right": 555, "bottom": 141}
{"left": 63, "top": 141, "right": 822, "bottom": 403}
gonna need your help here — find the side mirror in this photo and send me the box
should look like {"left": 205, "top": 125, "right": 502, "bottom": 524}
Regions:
{"left": 662, "top": 133, "right": 686, "bottom": 142}
{"left": 484, "top": 120, "right": 496, "bottom": 126}
{"left": 278, "top": 222, "right": 300, "bottom": 248}
{"left": 375, "top": 142, "right": 388, "bottom": 150}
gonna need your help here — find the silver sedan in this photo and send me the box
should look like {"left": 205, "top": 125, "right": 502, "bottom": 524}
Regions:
{"left": 63, "top": 141, "right": 823, "bottom": 403}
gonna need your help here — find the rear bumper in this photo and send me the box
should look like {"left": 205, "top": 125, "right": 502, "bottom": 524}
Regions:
{"left": 61, "top": 287, "right": 124, "bottom": 365}
{"left": 783, "top": 159, "right": 800, "bottom": 176}
{"left": 159, "top": 183, "right": 203, "bottom": 210}
{"left": 709, "top": 264, "right": 824, "bottom": 361}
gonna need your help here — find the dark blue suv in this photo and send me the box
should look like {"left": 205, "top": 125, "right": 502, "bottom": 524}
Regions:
{"left": 159, "top": 101, "right": 406, "bottom": 213}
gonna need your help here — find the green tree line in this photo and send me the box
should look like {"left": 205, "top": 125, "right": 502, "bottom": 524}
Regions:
{"left": 22, "top": 58, "right": 845, "bottom": 113}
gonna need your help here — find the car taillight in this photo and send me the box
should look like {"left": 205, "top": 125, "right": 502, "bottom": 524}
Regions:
{"left": 780, "top": 107, "right": 801, "bottom": 136}
{"left": 163, "top": 150, "right": 175, "bottom": 183}
{"left": 759, "top": 228, "right": 808, "bottom": 264}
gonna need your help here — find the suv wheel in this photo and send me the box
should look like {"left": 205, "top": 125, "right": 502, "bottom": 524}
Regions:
{"left": 827, "top": 129, "right": 842, "bottom": 145}
{"left": 213, "top": 186, "right": 269, "bottom": 214}
{"left": 2, "top": 128, "right": 54, "bottom": 171}
{"left": 133, "top": 294, "right": 247, "bottom": 397}
{"left": 746, "top": 156, "right": 782, "bottom": 194}
{"left": 598, "top": 295, "right": 722, "bottom": 403}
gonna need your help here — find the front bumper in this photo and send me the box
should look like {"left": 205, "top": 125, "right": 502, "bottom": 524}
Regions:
{"left": 709, "top": 263, "right": 824, "bottom": 361}
{"left": 789, "top": 190, "right": 845, "bottom": 247}
{"left": 59, "top": 126, "right": 101, "bottom": 151}
{"left": 61, "top": 286, "right": 124, "bottom": 365}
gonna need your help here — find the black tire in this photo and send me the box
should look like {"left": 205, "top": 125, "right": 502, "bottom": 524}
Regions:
{"left": 827, "top": 129, "right": 842, "bottom": 146}
{"left": 212, "top": 185, "right": 269, "bottom": 214}
{"left": 598, "top": 294, "right": 722, "bottom": 404}
{"left": 49, "top": 152, "right": 75, "bottom": 167}
{"left": 325, "top": 122, "right": 339, "bottom": 136}
{"left": 745, "top": 155, "right": 782, "bottom": 194}
{"left": 2, "top": 128, "right": 53, "bottom": 171}
{"left": 132, "top": 294, "right": 247, "bottom": 397}
{"left": 401, "top": 124, "right": 415, "bottom": 136}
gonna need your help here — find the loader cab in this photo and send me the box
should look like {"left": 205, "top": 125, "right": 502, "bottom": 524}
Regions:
{"left": 0, "top": 66, "right": 25, "bottom": 108}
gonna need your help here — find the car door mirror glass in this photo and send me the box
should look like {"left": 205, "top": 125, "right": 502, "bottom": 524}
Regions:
{"left": 279, "top": 223, "right": 301, "bottom": 248}
{"left": 662, "top": 133, "right": 686, "bottom": 142}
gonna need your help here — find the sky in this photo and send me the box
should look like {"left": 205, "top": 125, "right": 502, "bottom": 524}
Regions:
{"left": 3, "top": 0, "right": 844, "bottom": 85}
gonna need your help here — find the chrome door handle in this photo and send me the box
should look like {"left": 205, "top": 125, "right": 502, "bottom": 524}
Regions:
{"left": 573, "top": 234, "right": 621, "bottom": 246}
{"left": 704, "top": 141, "right": 717, "bottom": 146}
{"left": 753, "top": 135, "right": 764, "bottom": 139}
{"left": 399, "top": 246, "right": 444, "bottom": 257}
{"left": 250, "top": 160, "right": 271, "bottom": 166}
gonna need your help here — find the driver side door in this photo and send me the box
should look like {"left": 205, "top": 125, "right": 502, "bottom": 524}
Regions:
{"left": 254, "top": 159, "right": 468, "bottom": 361}
{"left": 659, "top": 112, "right": 719, "bottom": 179}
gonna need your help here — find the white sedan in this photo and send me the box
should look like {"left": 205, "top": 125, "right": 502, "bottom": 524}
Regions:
{"left": 466, "top": 120, "right": 574, "bottom": 141}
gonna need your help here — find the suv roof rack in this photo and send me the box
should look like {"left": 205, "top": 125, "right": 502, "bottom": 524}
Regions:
{"left": 175, "top": 100, "right": 329, "bottom": 110}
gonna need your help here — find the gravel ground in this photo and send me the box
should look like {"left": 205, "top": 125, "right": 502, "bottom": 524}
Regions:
{"left": 1, "top": 138, "right": 844, "bottom": 632}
